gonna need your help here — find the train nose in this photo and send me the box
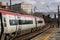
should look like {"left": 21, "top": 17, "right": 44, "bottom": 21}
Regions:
{"left": 0, "top": 24, "right": 3, "bottom": 40}
{"left": 0, "top": 26, "right": 1, "bottom": 36}
{"left": 0, "top": 26, "right": 2, "bottom": 39}
{"left": 0, "top": 18, "right": 4, "bottom": 39}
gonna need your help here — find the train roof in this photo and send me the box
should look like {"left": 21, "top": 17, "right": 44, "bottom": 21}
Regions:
{"left": 0, "top": 9, "right": 35, "bottom": 18}
{"left": 0, "top": 9, "right": 44, "bottom": 19}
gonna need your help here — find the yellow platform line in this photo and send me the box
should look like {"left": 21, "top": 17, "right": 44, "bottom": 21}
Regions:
{"left": 31, "top": 28, "right": 56, "bottom": 40}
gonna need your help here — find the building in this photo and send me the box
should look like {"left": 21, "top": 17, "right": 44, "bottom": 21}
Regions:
{"left": 11, "top": 2, "right": 32, "bottom": 14}
{"left": 0, "top": 2, "right": 9, "bottom": 9}
{"left": 21, "top": 2, "right": 32, "bottom": 14}
{"left": 11, "top": 3, "right": 21, "bottom": 11}
{"left": 33, "top": 12, "right": 43, "bottom": 17}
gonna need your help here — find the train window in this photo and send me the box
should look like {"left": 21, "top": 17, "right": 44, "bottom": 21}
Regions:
{"left": 19, "top": 20, "right": 33, "bottom": 25}
{"left": 25, "top": 20, "right": 33, "bottom": 24}
{"left": 9, "top": 20, "right": 19, "bottom": 25}
{"left": 38, "top": 21, "right": 43, "bottom": 23}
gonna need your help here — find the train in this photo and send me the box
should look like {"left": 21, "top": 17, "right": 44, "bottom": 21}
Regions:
{"left": 0, "top": 9, "right": 46, "bottom": 40}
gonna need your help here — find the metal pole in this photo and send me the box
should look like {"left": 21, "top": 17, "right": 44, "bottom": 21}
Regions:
{"left": 54, "top": 14, "right": 56, "bottom": 19}
{"left": 58, "top": 5, "right": 59, "bottom": 28}
{"left": 31, "top": 8, "right": 32, "bottom": 15}
{"left": 10, "top": 0, "right": 11, "bottom": 9}
{"left": 34, "top": 6, "right": 36, "bottom": 13}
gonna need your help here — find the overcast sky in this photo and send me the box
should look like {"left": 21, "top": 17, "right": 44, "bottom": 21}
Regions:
{"left": 0, "top": 0, "right": 60, "bottom": 13}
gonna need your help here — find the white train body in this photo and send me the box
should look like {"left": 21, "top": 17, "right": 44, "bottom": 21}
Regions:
{"left": 0, "top": 9, "right": 45, "bottom": 34}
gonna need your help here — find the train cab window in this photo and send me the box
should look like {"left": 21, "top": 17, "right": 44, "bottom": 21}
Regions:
{"left": 9, "top": 20, "right": 19, "bottom": 25}
{"left": 38, "top": 21, "right": 43, "bottom": 23}
{"left": 19, "top": 20, "right": 33, "bottom": 25}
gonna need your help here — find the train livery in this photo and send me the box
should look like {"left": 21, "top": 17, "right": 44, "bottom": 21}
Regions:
{"left": 0, "top": 9, "right": 45, "bottom": 40}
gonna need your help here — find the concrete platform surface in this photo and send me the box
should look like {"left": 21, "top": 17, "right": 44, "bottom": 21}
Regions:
{"left": 31, "top": 28, "right": 56, "bottom": 40}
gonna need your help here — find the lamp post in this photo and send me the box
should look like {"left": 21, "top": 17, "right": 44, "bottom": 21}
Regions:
{"left": 34, "top": 6, "right": 36, "bottom": 13}
{"left": 58, "top": 5, "right": 60, "bottom": 28}
{"left": 10, "top": 0, "right": 11, "bottom": 9}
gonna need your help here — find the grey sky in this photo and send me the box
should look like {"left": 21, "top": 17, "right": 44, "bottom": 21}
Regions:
{"left": 0, "top": 0, "right": 22, "bottom": 5}
{"left": 0, "top": 0, "right": 35, "bottom": 5}
{"left": 0, "top": 0, "right": 60, "bottom": 12}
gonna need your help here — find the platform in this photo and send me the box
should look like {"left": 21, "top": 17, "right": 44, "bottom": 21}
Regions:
{"left": 31, "top": 28, "right": 56, "bottom": 40}
{"left": 48, "top": 28, "right": 60, "bottom": 40}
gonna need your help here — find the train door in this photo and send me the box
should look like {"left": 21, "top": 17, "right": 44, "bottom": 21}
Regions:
{"left": 16, "top": 16, "right": 20, "bottom": 35}
{"left": 35, "top": 17, "right": 37, "bottom": 28}
{"left": 0, "top": 13, "right": 3, "bottom": 39}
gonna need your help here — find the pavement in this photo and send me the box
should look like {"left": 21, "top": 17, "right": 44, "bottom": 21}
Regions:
{"left": 48, "top": 28, "right": 60, "bottom": 40}
{"left": 31, "top": 28, "right": 56, "bottom": 40}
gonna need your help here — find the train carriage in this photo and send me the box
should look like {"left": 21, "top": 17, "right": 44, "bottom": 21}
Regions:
{"left": 0, "top": 9, "right": 45, "bottom": 40}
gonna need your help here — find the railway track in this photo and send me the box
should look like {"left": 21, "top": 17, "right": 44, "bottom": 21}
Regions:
{"left": 12, "top": 25, "right": 50, "bottom": 40}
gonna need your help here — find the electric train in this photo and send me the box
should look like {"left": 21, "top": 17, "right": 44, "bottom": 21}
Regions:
{"left": 0, "top": 9, "right": 46, "bottom": 40}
